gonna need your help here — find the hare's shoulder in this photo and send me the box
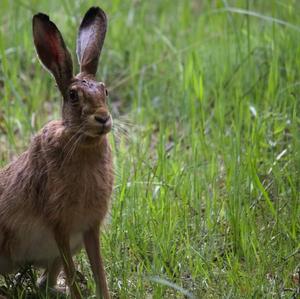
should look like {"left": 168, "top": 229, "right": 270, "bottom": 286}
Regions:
{"left": 39, "top": 120, "right": 65, "bottom": 144}
{"left": 30, "top": 120, "right": 66, "bottom": 152}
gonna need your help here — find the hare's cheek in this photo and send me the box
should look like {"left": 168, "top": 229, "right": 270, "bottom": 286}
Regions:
{"left": 86, "top": 114, "right": 96, "bottom": 125}
{"left": 81, "top": 106, "right": 92, "bottom": 117}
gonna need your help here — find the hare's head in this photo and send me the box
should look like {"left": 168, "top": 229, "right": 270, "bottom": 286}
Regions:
{"left": 33, "top": 7, "right": 112, "bottom": 137}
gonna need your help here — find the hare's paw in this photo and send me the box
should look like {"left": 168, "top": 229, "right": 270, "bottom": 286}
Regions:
{"left": 0, "top": 285, "right": 8, "bottom": 299}
{"left": 38, "top": 277, "right": 66, "bottom": 299}
{"left": 0, "top": 256, "right": 14, "bottom": 275}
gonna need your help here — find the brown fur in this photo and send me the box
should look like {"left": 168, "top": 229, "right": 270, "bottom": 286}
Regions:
{"left": 0, "top": 7, "right": 113, "bottom": 299}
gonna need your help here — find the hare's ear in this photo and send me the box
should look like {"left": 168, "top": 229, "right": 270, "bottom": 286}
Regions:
{"left": 33, "top": 13, "right": 73, "bottom": 95}
{"left": 77, "top": 7, "right": 107, "bottom": 76}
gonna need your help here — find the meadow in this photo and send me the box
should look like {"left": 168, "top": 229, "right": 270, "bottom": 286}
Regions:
{"left": 0, "top": 0, "right": 299, "bottom": 298}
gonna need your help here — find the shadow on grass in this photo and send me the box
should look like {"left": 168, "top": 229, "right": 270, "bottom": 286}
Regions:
{"left": 0, "top": 266, "right": 68, "bottom": 299}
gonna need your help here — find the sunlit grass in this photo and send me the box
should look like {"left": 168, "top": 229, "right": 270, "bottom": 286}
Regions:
{"left": 0, "top": 0, "right": 299, "bottom": 298}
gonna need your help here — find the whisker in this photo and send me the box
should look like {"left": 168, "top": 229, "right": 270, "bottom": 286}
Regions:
{"left": 60, "top": 124, "right": 86, "bottom": 168}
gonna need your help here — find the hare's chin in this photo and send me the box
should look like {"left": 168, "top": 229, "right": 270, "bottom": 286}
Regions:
{"left": 84, "top": 127, "right": 111, "bottom": 138}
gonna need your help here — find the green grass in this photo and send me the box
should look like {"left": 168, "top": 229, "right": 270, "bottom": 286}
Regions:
{"left": 0, "top": 0, "right": 299, "bottom": 298}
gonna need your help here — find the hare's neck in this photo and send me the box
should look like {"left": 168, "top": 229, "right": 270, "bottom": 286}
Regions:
{"left": 65, "top": 133, "right": 108, "bottom": 157}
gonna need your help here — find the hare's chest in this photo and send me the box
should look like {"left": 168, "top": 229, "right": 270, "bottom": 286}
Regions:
{"left": 47, "top": 168, "right": 111, "bottom": 228}
{"left": 13, "top": 219, "right": 83, "bottom": 265}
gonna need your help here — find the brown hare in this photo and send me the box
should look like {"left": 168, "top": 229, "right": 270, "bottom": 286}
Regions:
{"left": 0, "top": 6, "right": 113, "bottom": 299}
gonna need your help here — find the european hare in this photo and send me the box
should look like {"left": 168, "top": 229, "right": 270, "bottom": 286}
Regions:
{"left": 0, "top": 6, "right": 113, "bottom": 299}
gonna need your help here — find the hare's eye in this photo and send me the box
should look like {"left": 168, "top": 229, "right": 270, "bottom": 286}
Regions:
{"left": 105, "top": 88, "right": 108, "bottom": 97}
{"left": 69, "top": 89, "right": 79, "bottom": 103}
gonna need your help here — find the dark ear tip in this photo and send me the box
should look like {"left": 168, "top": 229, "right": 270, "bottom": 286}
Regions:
{"left": 88, "top": 6, "right": 107, "bottom": 18}
{"left": 33, "top": 13, "right": 50, "bottom": 23}
{"left": 81, "top": 6, "right": 107, "bottom": 28}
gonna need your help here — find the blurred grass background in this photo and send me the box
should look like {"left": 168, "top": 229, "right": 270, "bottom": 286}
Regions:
{"left": 0, "top": 0, "right": 299, "bottom": 298}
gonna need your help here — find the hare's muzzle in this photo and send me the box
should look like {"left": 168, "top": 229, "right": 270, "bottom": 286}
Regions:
{"left": 94, "top": 114, "right": 110, "bottom": 124}
{"left": 93, "top": 112, "right": 112, "bottom": 134}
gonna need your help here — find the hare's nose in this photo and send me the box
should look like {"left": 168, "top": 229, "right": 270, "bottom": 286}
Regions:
{"left": 94, "top": 114, "right": 110, "bottom": 124}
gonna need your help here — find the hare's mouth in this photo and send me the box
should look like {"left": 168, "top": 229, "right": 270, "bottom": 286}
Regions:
{"left": 96, "top": 117, "right": 112, "bottom": 135}
{"left": 84, "top": 117, "right": 112, "bottom": 137}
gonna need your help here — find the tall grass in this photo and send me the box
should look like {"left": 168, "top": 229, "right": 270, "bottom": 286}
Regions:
{"left": 0, "top": 0, "right": 299, "bottom": 298}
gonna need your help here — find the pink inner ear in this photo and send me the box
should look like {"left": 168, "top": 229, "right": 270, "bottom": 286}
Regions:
{"left": 45, "top": 30, "right": 60, "bottom": 64}
{"left": 33, "top": 15, "right": 73, "bottom": 90}
{"left": 35, "top": 22, "right": 62, "bottom": 69}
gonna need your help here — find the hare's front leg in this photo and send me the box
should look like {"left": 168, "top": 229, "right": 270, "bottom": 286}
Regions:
{"left": 83, "top": 224, "right": 110, "bottom": 299}
{"left": 38, "top": 257, "right": 62, "bottom": 288}
{"left": 54, "top": 231, "right": 82, "bottom": 299}
{"left": 0, "top": 255, "right": 13, "bottom": 274}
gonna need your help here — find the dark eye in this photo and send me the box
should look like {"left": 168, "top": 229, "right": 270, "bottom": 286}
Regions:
{"left": 105, "top": 88, "right": 108, "bottom": 97}
{"left": 69, "top": 89, "right": 79, "bottom": 103}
